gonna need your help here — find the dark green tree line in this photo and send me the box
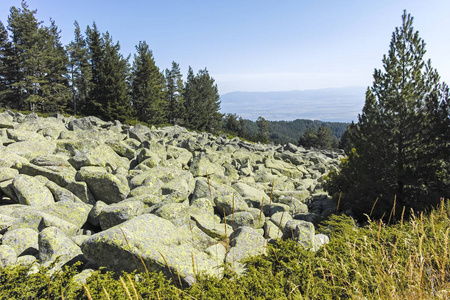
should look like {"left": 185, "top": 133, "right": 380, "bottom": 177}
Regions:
{"left": 0, "top": 1, "right": 70, "bottom": 112}
{"left": 298, "top": 126, "right": 338, "bottom": 150}
{"left": 325, "top": 11, "right": 450, "bottom": 221}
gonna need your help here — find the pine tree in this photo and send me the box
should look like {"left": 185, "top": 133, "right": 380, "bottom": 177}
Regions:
{"left": 100, "top": 32, "right": 132, "bottom": 122}
{"left": 66, "top": 21, "right": 91, "bottom": 115}
{"left": 84, "top": 23, "right": 103, "bottom": 116}
{"left": 5, "top": 1, "right": 43, "bottom": 110}
{"left": 298, "top": 126, "right": 337, "bottom": 149}
{"left": 1, "top": 2, "right": 69, "bottom": 112}
{"left": 85, "top": 24, "right": 131, "bottom": 121}
{"left": 165, "top": 61, "right": 185, "bottom": 125}
{"left": 131, "top": 41, "right": 166, "bottom": 124}
{"left": 325, "top": 11, "right": 450, "bottom": 220}
{"left": 184, "top": 67, "right": 222, "bottom": 132}
{"left": 256, "top": 116, "right": 270, "bottom": 143}
{"left": 38, "top": 19, "right": 70, "bottom": 112}
{"left": 0, "top": 21, "right": 10, "bottom": 105}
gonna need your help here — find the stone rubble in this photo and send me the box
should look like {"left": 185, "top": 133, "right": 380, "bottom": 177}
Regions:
{"left": 0, "top": 111, "right": 343, "bottom": 285}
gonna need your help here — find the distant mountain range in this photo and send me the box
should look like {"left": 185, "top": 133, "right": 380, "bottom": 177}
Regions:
{"left": 220, "top": 86, "right": 367, "bottom": 122}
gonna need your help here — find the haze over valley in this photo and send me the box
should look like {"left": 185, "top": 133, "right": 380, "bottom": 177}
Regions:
{"left": 220, "top": 86, "right": 366, "bottom": 122}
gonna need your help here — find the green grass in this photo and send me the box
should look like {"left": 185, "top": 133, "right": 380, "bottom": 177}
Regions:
{"left": 2, "top": 200, "right": 450, "bottom": 299}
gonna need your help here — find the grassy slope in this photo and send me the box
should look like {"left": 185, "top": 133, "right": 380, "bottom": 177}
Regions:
{"left": 1, "top": 201, "right": 450, "bottom": 299}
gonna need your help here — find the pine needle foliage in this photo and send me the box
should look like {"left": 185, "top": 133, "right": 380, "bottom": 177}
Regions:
{"left": 325, "top": 11, "right": 450, "bottom": 221}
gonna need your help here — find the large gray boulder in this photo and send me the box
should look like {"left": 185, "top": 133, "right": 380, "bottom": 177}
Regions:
{"left": 214, "top": 193, "right": 249, "bottom": 216}
{"left": 81, "top": 214, "right": 221, "bottom": 286}
{"left": 76, "top": 166, "right": 129, "bottom": 204}
{"left": 12, "top": 174, "right": 55, "bottom": 206}
{"left": 4, "top": 140, "right": 56, "bottom": 160}
{"left": 0, "top": 245, "right": 17, "bottom": 268}
{"left": 283, "top": 219, "right": 315, "bottom": 249}
{"left": 1, "top": 228, "right": 39, "bottom": 256}
{"left": 9, "top": 210, "right": 79, "bottom": 236}
{"left": 99, "top": 200, "right": 145, "bottom": 230}
{"left": 42, "top": 200, "right": 91, "bottom": 229}
{"left": 39, "top": 226, "right": 84, "bottom": 268}
{"left": 225, "top": 226, "right": 266, "bottom": 274}
{"left": 232, "top": 182, "right": 270, "bottom": 202}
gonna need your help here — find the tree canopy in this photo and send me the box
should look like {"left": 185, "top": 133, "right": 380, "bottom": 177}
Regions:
{"left": 325, "top": 11, "right": 450, "bottom": 221}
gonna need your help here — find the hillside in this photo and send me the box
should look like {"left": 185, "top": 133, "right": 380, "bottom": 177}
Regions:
{"left": 243, "top": 118, "right": 349, "bottom": 145}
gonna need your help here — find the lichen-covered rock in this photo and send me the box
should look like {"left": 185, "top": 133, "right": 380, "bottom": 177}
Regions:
{"left": 106, "top": 140, "right": 136, "bottom": 160}
{"left": 161, "top": 177, "right": 191, "bottom": 203}
{"left": 283, "top": 219, "right": 315, "bottom": 249}
{"left": 0, "top": 167, "right": 19, "bottom": 182}
{"left": 12, "top": 174, "right": 55, "bottom": 206}
{"left": 76, "top": 166, "right": 129, "bottom": 204}
{"left": 42, "top": 200, "right": 91, "bottom": 229}
{"left": 214, "top": 193, "right": 249, "bottom": 217}
{"left": 39, "top": 226, "right": 84, "bottom": 268}
{"left": 154, "top": 201, "right": 190, "bottom": 226}
{"left": 270, "top": 211, "right": 293, "bottom": 229}
{"left": 226, "top": 226, "right": 266, "bottom": 274}
{"left": 0, "top": 244, "right": 17, "bottom": 268}
{"left": 225, "top": 211, "right": 260, "bottom": 230}
{"left": 1, "top": 228, "right": 38, "bottom": 256}
{"left": 190, "top": 153, "right": 225, "bottom": 177}
{"left": 4, "top": 140, "right": 56, "bottom": 160}
{"left": 81, "top": 214, "right": 222, "bottom": 286}
{"left": 19, "top": 162, "right": 76, "bottom": 187}
{"left": 45, "top": 181, "right": 85, "bottom": 204}
{"left": 264, "top": 219, "right": 283, "bottom": 240}
{"left": 99, "top": 200, "right": 145, "bottom": 230}
{"left": 232, "top": 182, "right": 270, "bottom": 202}
{"left": 166, "top": 145, "right": 192, "bottom": 168}
{"left": 9, "top": 210, "right": 79, "bottom": 236}
{"left": 0, "top": 214, "right": 16, "bottom": 234}
{"left": 65, "top": 181, "right": 95, "bottom": 204}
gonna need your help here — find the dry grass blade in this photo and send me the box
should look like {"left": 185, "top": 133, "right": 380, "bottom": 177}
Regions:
{"left": 176, "top": 266, "right": 183, "bottom": 289}
{"left": 158, "top": 251, "right": 178, "bottom": 288}
{"left": 270, "top": 178, "right": 274, "bottom": 205}
{"left": 232, "top": 192, "right": 235, "bottom": 221}
{"left": 83, "top": 284, "right": 93, "bottom": 300}
{"left": 259, "top": 197, "right": 264, "bottom": 221}
{"left": 127, "top": 274, "right": 139, "bottom": 300}
{"left": 191, "top": 251, "right": 196, "bottom": 278}
{"left": 102, "top": 286, "right": 112, "bottom": 300}
{"left": 277, "top": 211, "right": 285, "bottom": 238}
{"left": 336, "top": 192, "right": 342, "bottom": 213}
{"left": 206, "top": 170, "right": 212, "bottom": 199}
{"left": 120, "top": 276, "right": 133, "bottom": 300}
{"left": 370, "top": 198, "right": 379, "bottom": 217}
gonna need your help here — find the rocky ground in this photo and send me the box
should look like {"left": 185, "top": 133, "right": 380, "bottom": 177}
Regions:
{"left": 0, "top": 111, "right": 343, "bottom": 286}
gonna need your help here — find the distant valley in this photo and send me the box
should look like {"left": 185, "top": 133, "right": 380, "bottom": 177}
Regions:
{"left": 220, "top": 86, "right": 367, "bottom": 122}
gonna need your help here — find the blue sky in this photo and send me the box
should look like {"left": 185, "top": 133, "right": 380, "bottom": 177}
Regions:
{"left": 1, "top": 0, "right": 449, "bottom": 94}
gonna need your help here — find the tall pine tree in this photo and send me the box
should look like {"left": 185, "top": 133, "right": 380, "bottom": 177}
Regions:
{"left": 184, "top": 67, "right": 222, "bottom": 133}
{"left": 165, "top": 61, "right": 185, "bottom": 125}
{"left": 66, "top": 21, "right": 91, "bottom": 115}
{"left": 3, "top": 1, "right": 69, "bottom": 112}
{"left": 85, "top": 24, "right": 131, "bottom": 121}
{"left": 325, "top": 11, "right": 450, "bottom": 220}
{"left": 131, "top": 41, "right": 166, "bottom": 124}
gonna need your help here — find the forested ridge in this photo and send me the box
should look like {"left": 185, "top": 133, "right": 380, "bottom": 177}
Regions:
{"left": 0, "top": 1, "right": 347, "bottom": 146}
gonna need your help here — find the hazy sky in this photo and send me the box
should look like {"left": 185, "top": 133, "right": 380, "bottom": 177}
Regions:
{"left": 1, "top": 0, "right": 449, "bottom": 94}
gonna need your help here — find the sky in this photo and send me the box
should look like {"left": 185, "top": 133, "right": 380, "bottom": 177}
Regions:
{"left": 0, "top": 0, "right": 449, "bottom": 95}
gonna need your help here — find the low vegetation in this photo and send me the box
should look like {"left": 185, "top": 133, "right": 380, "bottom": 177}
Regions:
{"left": 1, "top": 200, "right": 449, "bottom": 299}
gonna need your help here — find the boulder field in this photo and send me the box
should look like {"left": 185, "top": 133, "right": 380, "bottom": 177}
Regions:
{"left": 0, "top": 111, "right": 343, "bottom": 285}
